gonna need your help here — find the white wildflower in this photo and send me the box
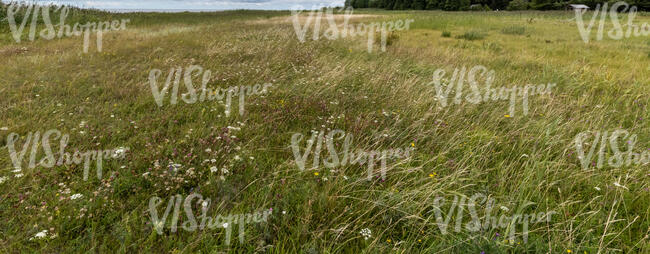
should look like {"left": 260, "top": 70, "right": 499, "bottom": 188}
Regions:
{"left": 210, "top": 166, "right": 218, "bottom": 173}
{"left": 30, "top": 230, "right": 48, "bottom": 240}
{"left": 0, "top": 176, "right": 8, "bottom": 184}
{"left": 70, "top": 193, "right": 83, "bottom": 200}
{"left": 0, "top": 127, "right": 8, "bottom": 131}
{"left": 360, "top": 228, "right": 372, "bottom": 240}
{"left": 113, "top": 147, "right": 128, "bottom": 158}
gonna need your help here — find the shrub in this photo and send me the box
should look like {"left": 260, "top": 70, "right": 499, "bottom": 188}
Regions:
{"left": 442, "top": 31, "right": 451, "bottom": 37}
{"left": 456, "top": 31, "right": 486, "bottom": 41}
{"left": 507, "top": 0, "right": 528, "bottom": 11}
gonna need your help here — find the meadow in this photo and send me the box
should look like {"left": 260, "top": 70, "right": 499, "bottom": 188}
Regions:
{"left": 0, "top": 5, "right": 649, "bottom": 253}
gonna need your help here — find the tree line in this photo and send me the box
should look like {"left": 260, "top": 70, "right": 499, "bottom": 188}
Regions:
{"left": 344, "top": 0, "right": 650, "bottom": 11}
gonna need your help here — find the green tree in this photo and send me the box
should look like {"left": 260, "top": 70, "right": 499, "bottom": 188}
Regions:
{"left": 489, "top": 0, "right": 510, "bottom": 10}
{"left": 412, "top": 0, "right": 426, "bottom": 9}
{"left": 393, "top": 0, "right": 405, "bottom": 9}
{"left": 443, "top": 0, "right": 460, "bottom": 10}
{"left": 459, "top": 0, "right": 471, "bottom": 10}
{"left": 531, "top": 0, "right": 553, "bottom": 10}
{"left": 507, "top": 0, "right": 529, "bottom": 10}
{"left": 425, "top": 0, "right": 441, "bottom": 9}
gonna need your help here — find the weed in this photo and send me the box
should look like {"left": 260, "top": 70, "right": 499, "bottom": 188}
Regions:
{"left": 501, "top": 26, "right": 526, "bottom": 35}
{"left": 456, "top": 31, "right": 486, "bottom": 40}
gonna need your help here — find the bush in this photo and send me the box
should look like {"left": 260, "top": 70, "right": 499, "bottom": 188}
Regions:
{"left": 442, "top": 31, "right": 451, "bottom": 37}
{"left": 501, "top": 26, "right": 526, "bottom": 35}
{"left": 456, "top": 31, "right": 486, "bottom": 40}
{"left": 507, "top": 0, "right": 528, "bottom": 11}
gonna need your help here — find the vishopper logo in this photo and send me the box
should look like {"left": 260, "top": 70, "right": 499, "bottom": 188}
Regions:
{"left": 5, "top": 129, "right": 128, "bottom": 180}
{"left": 574, "top": 1, "right": 649, "bottom": 43}
{"left": 290, "top": 6, "right": 414, "bottom": 53}
{"left": 574, "top": 129, "right": 649, "bottom": 170}
{"left": 148, "top": 65, "right": 273, "bottom": 117}
{"left": 290, "top": 129, "right": 414, "bottom": 180}
{"left": 429, "top": 65, "right": 555, "bottom": 117}
{"left": 431, "top": 193, "right": 555, "bottom": 244}
{"left": 4, "top": 2, "right": 130, "bottom": 52}
{"left": 148, "top": 193, "right": 271, "bottom": 245}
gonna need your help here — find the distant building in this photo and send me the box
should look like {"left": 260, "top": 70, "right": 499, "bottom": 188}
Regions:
{"left": 568, "top": 4, "right": 590, "bottom": 11}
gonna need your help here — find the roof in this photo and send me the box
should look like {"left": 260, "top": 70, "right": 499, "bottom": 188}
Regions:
{"left": 569, "top": 4, "right": 590, "bottom": 9}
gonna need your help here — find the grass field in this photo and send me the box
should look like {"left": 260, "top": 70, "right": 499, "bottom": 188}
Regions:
{"left": 0, "top": 6, "right": 649, "bottom": 253}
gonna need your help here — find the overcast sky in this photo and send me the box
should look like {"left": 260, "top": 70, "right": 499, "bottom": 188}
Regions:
{"left": 2, "top": 0, "right": 344, "bottom": 10}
